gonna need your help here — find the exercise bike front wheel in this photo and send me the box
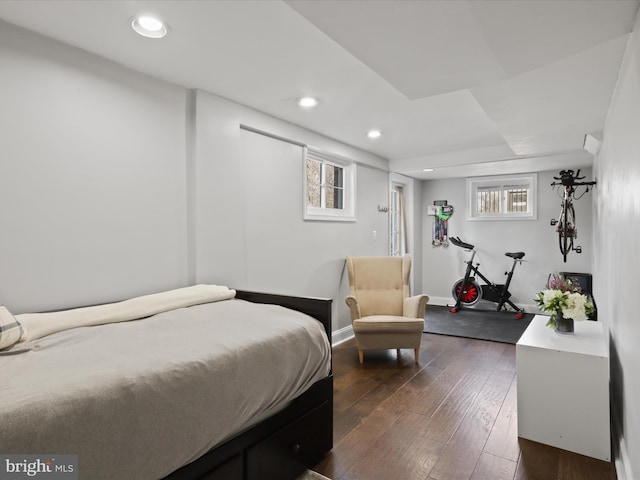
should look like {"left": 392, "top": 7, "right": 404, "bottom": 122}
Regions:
{"left": 452, "top": 278, "right": 482, "bottom": 306}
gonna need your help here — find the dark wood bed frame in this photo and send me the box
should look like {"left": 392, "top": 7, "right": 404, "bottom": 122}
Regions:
{"left": 163, "top": 290, "right": 334, "bottom": 480}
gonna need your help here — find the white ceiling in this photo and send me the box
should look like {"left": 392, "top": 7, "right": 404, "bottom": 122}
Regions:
{"left": 0, "top": 0, "right": 637, "bottom": 179}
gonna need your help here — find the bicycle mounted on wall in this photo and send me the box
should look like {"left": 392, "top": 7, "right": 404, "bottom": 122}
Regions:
{"left": 449, "top": 237, "right": 525, "bottom": 319}
{"left": 550, "top": 169, "right": 596, "bottom": 262}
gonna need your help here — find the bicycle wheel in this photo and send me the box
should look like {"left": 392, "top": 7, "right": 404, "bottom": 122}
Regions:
{"left": 557, "top": 200, "right": 576, "bottom": 261}
{"left": 452, "top": 278, "right": 481, "bottom": 306}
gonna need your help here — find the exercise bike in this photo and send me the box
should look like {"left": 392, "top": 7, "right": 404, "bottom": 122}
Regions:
{"left": 449, "top": 237, "right": 525, "bottom": 318}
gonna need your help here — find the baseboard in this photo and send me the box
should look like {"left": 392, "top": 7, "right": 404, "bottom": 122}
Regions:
{"left": 332, "top": 325, "right": 354, "bottom": 346}
{"left": 615, "top": 448, "right": 631, "bottom": 480}
{"left": 612, "top": 404, "right": 634, "bottom": 480}
{"left": 428, "top": 296, "right": 452, "bottom": 307}
{"left": 510, "top": 302, "right": 539, "bottom": 314}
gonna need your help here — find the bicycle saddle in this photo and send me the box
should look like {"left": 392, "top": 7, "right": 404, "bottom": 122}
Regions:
{"left": 505, "top": 252, "right": 525, "bottom": 260}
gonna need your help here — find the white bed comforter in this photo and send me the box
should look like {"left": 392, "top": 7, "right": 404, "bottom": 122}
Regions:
{"left": 0, "top": 299, "right": 331, "bottom": 480}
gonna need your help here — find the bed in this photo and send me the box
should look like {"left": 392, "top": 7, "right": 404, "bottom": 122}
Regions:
{"left": 0, "top": 286, "right": 333, "bottom": 480}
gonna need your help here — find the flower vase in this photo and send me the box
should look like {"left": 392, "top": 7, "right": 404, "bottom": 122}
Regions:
{"left": 555, "top": 313, "right": 574, "bottom": 334}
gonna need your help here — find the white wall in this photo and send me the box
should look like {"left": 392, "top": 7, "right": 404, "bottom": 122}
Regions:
{"left": 594, "top": 9, "right": 640, "bottom": 480}
{"left": 0, "top": 21, "right": 189, "bottom": 313}
{"left": 421, "top": 170, "right": 593, "bottom": 310}
{"left": 193, "top": 91, "right": 391, "bottom": 335}
{"left": 0, "top": 21, "right": 399, "bottom": 339}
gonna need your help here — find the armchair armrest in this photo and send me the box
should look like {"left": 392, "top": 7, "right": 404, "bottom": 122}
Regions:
{"left": 403, "top": 294, "right": 430, "bottom": 318}
{"left": 345, "top": 295, "right": 362, "bottom": 321}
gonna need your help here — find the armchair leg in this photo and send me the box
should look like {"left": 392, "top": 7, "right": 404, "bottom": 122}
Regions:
{"left": 414, "top": 349, "right": 420, "bottom": 363}
{"left": 358, "top": 350, "right": 364, "bottom": 364}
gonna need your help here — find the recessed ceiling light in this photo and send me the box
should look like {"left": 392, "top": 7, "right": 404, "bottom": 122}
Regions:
{"left": 367, "top": 130, "right": 382, "bottom": 139}
{"left": 297, "top": 97, "right": 319, "bottom": 108}
{"left": 423, "top": 168, "right": 434, "bottom": 172}
{"left": 131, "top": 15, "right": 168, "bottom": 38}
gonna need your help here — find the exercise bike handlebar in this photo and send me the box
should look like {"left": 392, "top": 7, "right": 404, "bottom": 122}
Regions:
{"left": 449, "top": 236, "right": 526, "bottom": 260}
{"left": 449, "top": 236, "right": 475, "bottom": 250}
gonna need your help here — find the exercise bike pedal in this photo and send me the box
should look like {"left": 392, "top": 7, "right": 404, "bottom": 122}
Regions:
{"left": 515, "top": 312, "right": 523, "bottom": 320}
{"left": 450, "top": 307, "right": 458, "bottom": 313}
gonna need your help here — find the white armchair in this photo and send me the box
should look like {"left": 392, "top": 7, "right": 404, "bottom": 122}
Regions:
{"left": 345, "top": 255, "right": 429, "bottom": 363}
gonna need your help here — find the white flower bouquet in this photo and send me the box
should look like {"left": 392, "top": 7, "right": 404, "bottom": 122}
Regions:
{"left": 535, "top": 274, "right": 594, "bottom": 329}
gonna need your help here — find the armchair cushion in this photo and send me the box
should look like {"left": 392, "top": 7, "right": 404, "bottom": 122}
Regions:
{"left": 353, "top": 315, "right": 424, "bottom": 333}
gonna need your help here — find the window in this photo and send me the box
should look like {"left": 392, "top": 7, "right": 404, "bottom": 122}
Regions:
{"left": 304, "top": 148, "right": 356, "bottom": 221}
{"left": 467, "top": 173, "right": 537, "bottom": 220}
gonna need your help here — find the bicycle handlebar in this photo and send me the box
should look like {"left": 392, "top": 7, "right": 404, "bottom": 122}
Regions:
{"left": 551, "top": 169, "right": 596, "bottom": 188}
{"left": 553, "top": 169, "right": 583, "bottom": 180}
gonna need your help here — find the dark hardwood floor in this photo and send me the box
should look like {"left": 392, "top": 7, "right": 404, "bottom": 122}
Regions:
{"left": 313, "top": 334, "right": 616, "bottom": 480}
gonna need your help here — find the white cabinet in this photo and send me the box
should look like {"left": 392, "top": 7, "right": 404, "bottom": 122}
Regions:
{"left": 516, "top": 315, "right": 610, "bottom": 461}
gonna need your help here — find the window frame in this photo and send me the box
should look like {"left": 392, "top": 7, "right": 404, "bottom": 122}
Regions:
{"left": 303, "top": 147, "right": 356, "bottom": 222}
{"left": 466, "top": 173, "right": 537, "bottom": 221}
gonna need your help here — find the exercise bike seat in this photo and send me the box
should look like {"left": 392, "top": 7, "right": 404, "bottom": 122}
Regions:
{"left": 505, "top": 251, "right": 525, "bottom": 260}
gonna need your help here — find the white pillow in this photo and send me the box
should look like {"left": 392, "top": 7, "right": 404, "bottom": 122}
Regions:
{"left": 0, "top": 305, "right": 24, "bottom": 350}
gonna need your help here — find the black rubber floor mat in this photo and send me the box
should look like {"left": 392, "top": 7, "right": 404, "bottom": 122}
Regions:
{"left": 424, "top": 304, "right": 534, "bottom": 344}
